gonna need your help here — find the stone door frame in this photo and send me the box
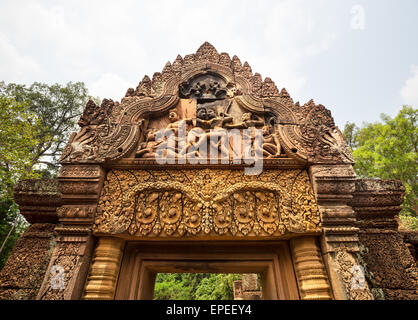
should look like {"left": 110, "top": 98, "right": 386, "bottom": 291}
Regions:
{"left": 114, "top": 240, "right": 298, "bottom": 300}
{"left": 82, "top": 236, "right": 333, "bottom": 300}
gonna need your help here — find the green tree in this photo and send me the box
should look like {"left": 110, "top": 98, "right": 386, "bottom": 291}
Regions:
{"left": 154, "top": 273, "right": 242, "bottom": 300}
{"left": 0, "top": 81, "right": 96, "bottom": 270}
{"left": 0, "top": 96, "right": 41, "bottom": 197}
{"left": 343, "top": 106, "right": 417, "bottom": 220}
{"left": 154, "top": 273, "right": 193, "bottom": 300}
{"left": 0, "top": 81, "right": 95, "bottom": 174}
{"left": 0, "top": 96, "right": 42, "bottom": 269}
{"left": 194, "top": 274, "right": 241, "bottom": 300}
{"left": 0, "top": 199, "right": 27, "bottom": 269}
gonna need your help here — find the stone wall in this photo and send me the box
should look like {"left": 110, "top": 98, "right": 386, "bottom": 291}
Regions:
{"left": 0, "top": 224, "right": 56, "bottom": 299}
{"left": 351, "top": 179, "right": 418, "bottom": 300}
{"left": 0, "top": 179, "right": 61, "bottom": 300}
{"left": 402, "top": 231, "right": 418, "bottom": 263}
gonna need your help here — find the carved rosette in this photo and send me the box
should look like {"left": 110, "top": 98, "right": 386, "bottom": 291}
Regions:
{"left": 93, "top": 169, "right": 321, "bottom": 238}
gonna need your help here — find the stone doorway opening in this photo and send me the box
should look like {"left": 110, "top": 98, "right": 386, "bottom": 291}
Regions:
{"left": 113, "top": 241, "right": 300, "bottom": 300}
{"left": 153, "top": 273, "right": 259, "bottom": 300}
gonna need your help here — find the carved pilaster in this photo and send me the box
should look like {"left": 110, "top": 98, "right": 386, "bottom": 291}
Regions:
{"left": 290, "top": 237, "right": 332, "bottom": 300}
{"left": 309, "top": 164, "right": 373, "bottom": 300}
{"left": 37, "top": 164, "right": 105, "bottom": 300}
{"left": 83, "top": 237, "right": 125, "bottom": 300}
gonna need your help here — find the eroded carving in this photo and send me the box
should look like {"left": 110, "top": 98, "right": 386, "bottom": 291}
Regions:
{"left": 59, "top": 42, "right": 352, "bottom": 165}
{"left": 38, "top": 242, "right": 81, "bottom": 300}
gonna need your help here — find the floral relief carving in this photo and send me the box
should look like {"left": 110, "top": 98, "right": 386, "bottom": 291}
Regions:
{"left": 59, "top": 42, "right": 353, "bottom": 166}
{"left": 333, "top": 247, "right": 374, "bottom": 300}
{"left": 93, "top": 169, "right": 321, "bottom": 238}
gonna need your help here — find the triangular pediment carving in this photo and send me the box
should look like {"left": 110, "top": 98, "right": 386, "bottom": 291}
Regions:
{"left": 60, "top": 42, "right": 353, "bottom": 166}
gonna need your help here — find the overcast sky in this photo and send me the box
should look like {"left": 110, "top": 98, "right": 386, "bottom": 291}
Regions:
{"left": 0, "top": 0, "right": 417, "bottom": 128}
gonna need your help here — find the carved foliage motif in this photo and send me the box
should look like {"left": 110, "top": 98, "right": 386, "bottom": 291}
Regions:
{"left": 93, "top": 169, "right": 321, "bottom": 237}
{"left": 39, "top": 242, "right": 81, "bottom": 300}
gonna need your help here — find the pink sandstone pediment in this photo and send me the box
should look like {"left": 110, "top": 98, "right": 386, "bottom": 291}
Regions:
{"left": 59, "top": 42, "right": 353, "bottom": 167}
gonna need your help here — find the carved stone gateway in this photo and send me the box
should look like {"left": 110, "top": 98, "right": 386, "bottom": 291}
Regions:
{"left": 1, "top": 42, "right": 416, "bottom": 300}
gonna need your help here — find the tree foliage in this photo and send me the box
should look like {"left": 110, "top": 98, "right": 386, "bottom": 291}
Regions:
{"left": 0, "top": 199, "right": 27, "bottom": 269}
{"left": 343, "top": 106, "right": 417, "bottom": 219}
{"left": 0, "top": 96, "right": 41, "bottom": 197}
{"left": 154, "top": 273, "right": 242, "bottom": 300}
{"left": 0, "top": 81, "right": 95, "bottom": 270}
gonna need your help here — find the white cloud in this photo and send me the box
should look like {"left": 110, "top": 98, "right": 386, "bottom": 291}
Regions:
{"left": 0, "top": 33, "right": 43, "bottom": 82}
{"left": 89, "top": 72, "right": 132, "bottom": 101}
{"left": 401, "top": 65, "right": 418, "bottom": 106}
{"left": 0, "top": 0, "right": 340, "bottom": 100}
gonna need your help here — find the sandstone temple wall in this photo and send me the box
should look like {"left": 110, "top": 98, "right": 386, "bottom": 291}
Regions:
{"left": 0, "top": 179, "right": 60, "bottom": 299}
{"left": 351, "top": 179, "right": 418, "bottom": 300}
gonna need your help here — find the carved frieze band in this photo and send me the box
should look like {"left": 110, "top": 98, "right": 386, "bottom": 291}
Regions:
{"left": 93, "top": 169, "right": 321, "bottom": 238}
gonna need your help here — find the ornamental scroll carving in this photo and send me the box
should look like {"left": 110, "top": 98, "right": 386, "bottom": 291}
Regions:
{"left": 59, "top": 42, "right": 353, "bottom": 165}
{"left": 93, "top": 169, "right": 321, "bottom": 237}
{"left": 333, "top": 247, "right": 374, "bottom": 300}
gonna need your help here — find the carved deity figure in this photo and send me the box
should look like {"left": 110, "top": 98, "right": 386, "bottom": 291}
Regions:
{"left": 182, "top": 104, "right": 233, "bottom": 158}
{"left": 180, "top": 77, "right": 227, "bottom": 100}
{"left": 135, "top": 128, "right": 163, "bottom": 158}
{"left": 261, "top": 124, "right": 281, "bottom": 158}
{"left": 136, "top": 109, "right": 200, "bottom": 159}
{"left": 161, "top": 109, "right": 194, "bottom": 135}
{"left": 225, "top": 112, "right": 265, "bottom": 129}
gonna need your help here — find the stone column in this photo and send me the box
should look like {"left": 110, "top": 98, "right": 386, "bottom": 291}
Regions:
{"left": 37, "top": 164, "right": 105, "bottom": 300}
{"left": 290, "top": 237, "right": 332, "bottom": 300}
{"left": 83, "top": 237, "right": 125, "bottom": 300}
{"left": 0, "top": 179, "right": 61, "bottom": 300}
{"left": 309, "top": 164, "right": 373, "bottom": 300}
